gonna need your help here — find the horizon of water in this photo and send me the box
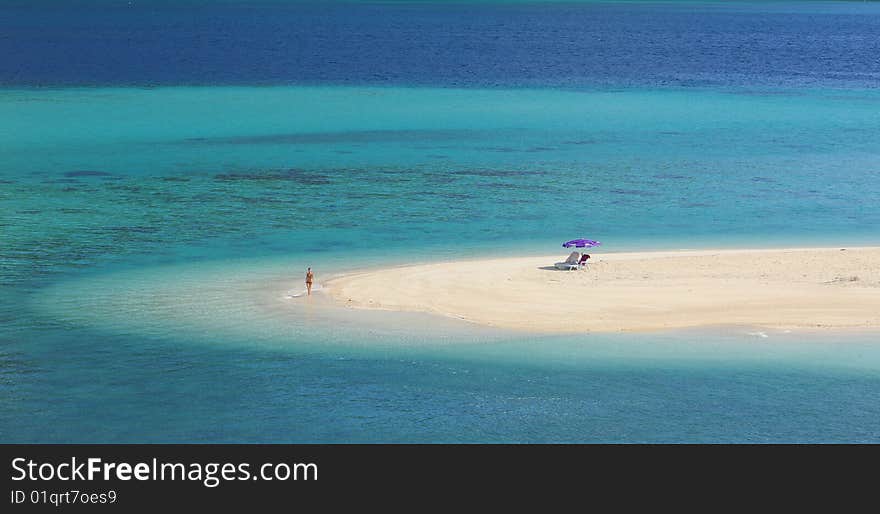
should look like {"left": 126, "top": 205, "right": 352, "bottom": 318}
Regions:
{"left": 5, "top": 1, "right": 880, "bottom": 89}
{"left": 2, "top": 1, "right": 880, "bottom": 443}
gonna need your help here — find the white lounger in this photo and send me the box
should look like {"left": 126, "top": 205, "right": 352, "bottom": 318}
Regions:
{"left": 554, "top": 251, "right": 581, "bottom": 271}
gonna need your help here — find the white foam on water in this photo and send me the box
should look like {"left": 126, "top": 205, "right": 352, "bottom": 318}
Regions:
{"left": 286, "top": 283, "right": 322, "bottom": 298}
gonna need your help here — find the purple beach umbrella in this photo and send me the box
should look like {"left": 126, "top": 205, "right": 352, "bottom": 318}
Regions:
{"left": 563, "top": 238, "right": 601, "bottom": 249}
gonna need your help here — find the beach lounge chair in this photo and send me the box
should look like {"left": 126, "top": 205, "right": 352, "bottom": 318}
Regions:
{"left": 554, "top": 251, "right": 581, "bottom": 271}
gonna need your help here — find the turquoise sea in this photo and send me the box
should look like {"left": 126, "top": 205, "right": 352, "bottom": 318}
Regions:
{"left": 2, "top": 1, "right": 880, "bottom": 442}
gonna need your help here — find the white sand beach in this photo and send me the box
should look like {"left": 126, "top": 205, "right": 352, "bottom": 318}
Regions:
{"left": 323, "top": 247, "right": 880, "bottom": 333}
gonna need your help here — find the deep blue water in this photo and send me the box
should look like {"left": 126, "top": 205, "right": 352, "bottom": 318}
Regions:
{"left": 2, "top": 1, "right": 880, "bottom": 443}
{"left": 3, "top": 1, "right": 880, "bottom": 88}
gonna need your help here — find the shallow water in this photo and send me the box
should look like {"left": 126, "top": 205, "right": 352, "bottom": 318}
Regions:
{"left": 2, "top": 1, "right": 880, "bottom": 442}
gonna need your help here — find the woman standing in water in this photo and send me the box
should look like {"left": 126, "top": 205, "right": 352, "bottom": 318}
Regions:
{"left": 305, "top": 267, "right": 314, "bottom": 296}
